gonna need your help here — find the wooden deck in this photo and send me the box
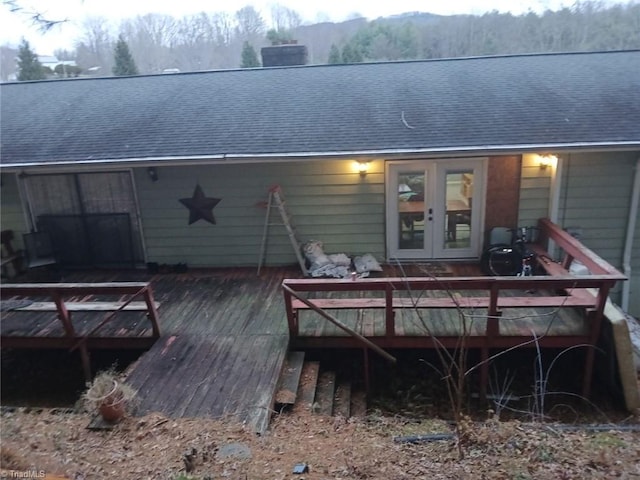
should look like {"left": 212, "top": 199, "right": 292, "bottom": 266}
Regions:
{"left": 282, "top": 219, "right": 627, "bottom": 401}
{"left": 1, "top": 267, "right": 295, "bottom": 433}
{"left": 0, "top": 219, "right": 627, "bottom": 429}
{"left": 124, "top": 269, "right": 291, "bottom": 433}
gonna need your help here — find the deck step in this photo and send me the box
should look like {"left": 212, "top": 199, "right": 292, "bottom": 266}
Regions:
{"left": 294, "top": 361, "right": 320, "bottom": 413}
{"left": 274, "top": 351, "right": 306, "bottom": 407}
{"left": 314, "top": 371, "right": 336, "bottom": 415}
{"left": 333, "top": 380, "right": 351, "bottom": 418}
{"left": 284, "top": 357, "right": 365, "bottom": 418}
{"left": 350, "top": 389, "right": 367, "bottom": 417}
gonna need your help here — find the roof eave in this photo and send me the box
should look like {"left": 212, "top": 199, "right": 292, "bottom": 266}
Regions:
{"left": 1, "top": 141, "right": 639, "bottom": 172}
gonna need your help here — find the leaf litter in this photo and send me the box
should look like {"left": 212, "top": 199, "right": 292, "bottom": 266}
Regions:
{"left": 1, "top": 407, "right": 639, "bottom": 479}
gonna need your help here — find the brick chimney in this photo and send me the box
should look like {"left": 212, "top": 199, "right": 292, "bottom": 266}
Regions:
{"left": 260, "top": 43, "right": 308, "bottom": 67}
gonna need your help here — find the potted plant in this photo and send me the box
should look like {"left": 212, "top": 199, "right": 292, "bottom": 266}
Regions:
{"left": 83, "top": 368, "right": 137, "bottom": 422}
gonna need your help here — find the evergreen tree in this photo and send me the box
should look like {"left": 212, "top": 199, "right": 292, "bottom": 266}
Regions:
{"left": 327, "top": 43, "right": 342, "bottom": 64}
{"left": 240, "top": 41, "right": 260, "bottom": 68}
{"left": 266, "top": 28, "right": 294, "bottom": 45}
{"left": 54, "top": 64, "right": 83, "bottom": 77}
{"left": 17, "top": 39, "right": 46, "bottom": 81}
{"left": 341, "top": 43, "right": 363, "bottom": 63}
{"left": 346, "top": 21, "right": 419, "bottom": 61}
{"left": 112, "top": 36, "right": 138, "bottom": 76}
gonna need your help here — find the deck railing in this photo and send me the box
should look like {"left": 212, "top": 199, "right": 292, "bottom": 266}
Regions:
{"left": 282, "top": 218, "right": 626, "bottom": 397}
{"left": 1, "top": 282, "right": 160, "bottom": 380}
{"left": 283, "top": 275, "right": 621, "bottom": 337}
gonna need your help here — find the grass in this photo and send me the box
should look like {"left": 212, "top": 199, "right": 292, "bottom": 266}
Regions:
{"left": 589, "top": 433, "right": 628, "bottom": 449}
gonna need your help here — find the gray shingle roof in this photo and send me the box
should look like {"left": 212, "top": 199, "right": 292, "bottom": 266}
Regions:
{"left": 1, "top": 51, "right": 639, "bottom": 167}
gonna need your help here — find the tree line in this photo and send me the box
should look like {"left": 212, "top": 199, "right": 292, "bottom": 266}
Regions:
{"left": 328, "top": 2, "right": 640, "bottom": 64}
{"left": 3, "top": 1, "right": 639, "bottom": 81}
{"left": 15, "top": 35, "right": 140, "bottom": 80}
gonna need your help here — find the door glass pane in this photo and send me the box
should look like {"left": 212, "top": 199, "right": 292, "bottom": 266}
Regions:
{"left": 24, "top": 174, "right": 82, "bottom": 215}
{"left": 78, "top": 172, "right": 144, "bottom": 262}
{"left": 397, "top": 172, "right": 425, "bottom": 249}
{"left": 444, "top": 170, "right": 473, "bottom": 249}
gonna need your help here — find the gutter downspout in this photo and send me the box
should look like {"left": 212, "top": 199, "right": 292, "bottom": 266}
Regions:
{"left": 621, "top": 158, "right": 640, "bottom": 312}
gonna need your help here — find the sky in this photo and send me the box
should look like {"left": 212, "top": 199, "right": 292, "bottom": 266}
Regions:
{"left": 0, "top": 0, "right": 633, "bottom": 54}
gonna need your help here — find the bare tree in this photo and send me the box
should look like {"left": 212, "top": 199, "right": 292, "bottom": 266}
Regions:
{"left": 6, "top": 2, "right": 640, "bottom": 75}
{"left": 270, "top": 4, "right": 302, "bottom": 32}
{"left": 210, "top": 12, "right": 234, "bottom": 46}
{"left": 75, "top": 17, "right": 115, "bottom": 75}
{"left": 2, "top": 0, "right": 66, "bottom": 32}
{"left": 235, "top": 6, "right": 266, "bottom": 39}
{"left": 53, "top": 48, "right": 75, "bottom": 61}
{"left": 210, "top": 12, "right": 239, "bottom": 68}
{"left": 134, "top": 13, "right": 179, "bottom": 47}
{"left": 173, "top": 13, "right": 217, "bottom": 71}
{"left": 119, "top": 14, "right": 178, "bottom": 74}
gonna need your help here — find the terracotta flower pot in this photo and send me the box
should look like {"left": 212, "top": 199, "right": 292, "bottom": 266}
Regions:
{"left": 85, "top": 372, "right": 136, "bottom": 423}
{"left": 94, "top": 380, "right": 127, "bottom": 423}
{"left": 99, "top": 398, "right": 126, "bottom": 422}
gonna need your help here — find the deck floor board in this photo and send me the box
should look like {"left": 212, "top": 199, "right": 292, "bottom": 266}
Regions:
{"left": 180, "top": 335, "right": 238, "bottom": 417}
{"left": 125, "top": 270, "right": 294, "bottom": 430}
{"left": 2, "top": 263, "right": 596, "bottom": 431}
{"left": 1, "top": 267, "right": 297, "bottom": 433}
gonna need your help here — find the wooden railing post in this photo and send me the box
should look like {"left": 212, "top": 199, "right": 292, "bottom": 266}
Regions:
{"left": 582, "top": 283, "right": 612, "bottom": 398}
{"left": 283, "top": 285, "right": 298, "bottom": 336}
{"left": 480, "top": 282, "right": 501, "bottom": 402}
{"left": 385, "top": 284, "right": 395, "bottom": 337}
{"left": 363, "top": 347, "right": 371, "bottom": 395}
{"left": 561, "top": 254, "right": 574, "bottom": 271}
{"left": 143, "top": 287, "right": 161, "bottom": 337}
{"left": 52, "top": 292, "right": 73, "bottom": 336}
{"left": 486, "top": 283, "right": 500, "bottom": 337}
{"left": 52, "top": 292, "right": 91, "bottom": 382}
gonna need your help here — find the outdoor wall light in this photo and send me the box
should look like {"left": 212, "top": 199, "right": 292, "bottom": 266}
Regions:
{"left": 147, "top": 167, "right": 159, "bottom": 182}
{"left": 357, "top": 160, "right": 370, "bottom": 177}
{"left": 538, "top": 154, "right": 557, "bottom": 170}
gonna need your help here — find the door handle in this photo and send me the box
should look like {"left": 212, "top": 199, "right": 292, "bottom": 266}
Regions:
{"left": 428, "top": 207, "right": 433, "bottom": 221}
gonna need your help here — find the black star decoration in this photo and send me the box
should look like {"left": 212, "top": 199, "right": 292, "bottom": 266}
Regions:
{"left": 179, "top": 184, "right": 221, "bottom": 225}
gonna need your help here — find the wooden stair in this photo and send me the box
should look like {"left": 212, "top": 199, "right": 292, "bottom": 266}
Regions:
{"left": 333, "top": 380, "right": 351, "bottom": 417}
{"left": 274, "top": 352, "right": 366, "bottom": 418}
{"left": 315, "top": 371, "right": 336, "bottom": 415}
{"left": 274, "top": 351, "right": 306, "bottom": 407}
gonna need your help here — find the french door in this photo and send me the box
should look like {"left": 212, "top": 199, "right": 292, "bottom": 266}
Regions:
{"left": 386, "top": 158, "right": 486, "bottom": 260}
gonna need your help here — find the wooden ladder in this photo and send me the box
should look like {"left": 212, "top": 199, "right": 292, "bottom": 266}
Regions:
{"left": 258, "top": 185, "right": 308, "bottom": 276}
